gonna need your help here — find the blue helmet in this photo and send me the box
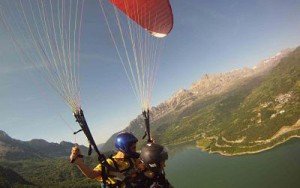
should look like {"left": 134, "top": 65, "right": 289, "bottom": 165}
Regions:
{"left": 115, "top": 132, "right": 138, "bottom": 155}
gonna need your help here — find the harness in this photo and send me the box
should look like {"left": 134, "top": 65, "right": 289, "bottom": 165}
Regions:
{"left": 101, "top": 156, "right": 136, "bottom": 188}
{"left": 133, "top": 171, "right": 170, "bottom": 188}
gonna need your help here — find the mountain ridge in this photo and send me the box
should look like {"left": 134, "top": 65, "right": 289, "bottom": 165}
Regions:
{"left": 152, "top": 48, "right": 292, "bottom": 120}
{"left": 0, "top": 130, "right": 89, "bottom": 160}
{"left": 101, "top": 47, "right": 300, "bottom": 154}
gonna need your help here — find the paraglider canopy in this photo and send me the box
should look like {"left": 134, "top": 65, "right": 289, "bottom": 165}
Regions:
{"left": 109, "top": 0, "right": 173, "bottom": 38}
{"left": 99, "top": 0, "right": 174, "bottom": 143}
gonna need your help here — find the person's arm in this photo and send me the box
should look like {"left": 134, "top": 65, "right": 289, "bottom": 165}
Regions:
{"left": 73, "top": 157, "right": 100, "bottom": 179}
{"left": 70, "top": 145, "right": 101, "bottom": 179}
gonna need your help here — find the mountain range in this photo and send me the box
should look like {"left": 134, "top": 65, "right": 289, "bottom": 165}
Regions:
{"left": 101, "top": 47, "right": 300, "bottom": 155}
{"left": 0, "top": 130, "right": 100, "bottom": 187}
{"left": 0, "top": 130, "right": 89, "bottom": 160}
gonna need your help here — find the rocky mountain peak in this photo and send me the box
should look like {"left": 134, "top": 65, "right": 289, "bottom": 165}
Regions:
{"left": 0, "top": 130, "right": 10, "bottom": 138}
{"left": 151, "top": 49, "right": 292, "bottom": 122}
{"left": 253, "top": 49, "right": 292, "bottom": 70}
{"left": 0, "top": 130, "right": 13, "bottom": 142}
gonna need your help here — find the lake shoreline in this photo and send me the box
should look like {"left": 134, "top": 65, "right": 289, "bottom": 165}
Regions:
{"left": 199, "top": 135, "right": 300, "bottom": 156}
{"left": 196, "top": 119, "right": 300, "bottom": 156}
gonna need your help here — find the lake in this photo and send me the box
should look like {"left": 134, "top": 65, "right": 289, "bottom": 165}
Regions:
{"left": 165, "top": 139, "right": 300, "bottom": 188}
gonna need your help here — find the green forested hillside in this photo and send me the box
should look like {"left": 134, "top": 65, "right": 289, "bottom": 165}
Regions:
{"left": 0, "top": 165, "right": 33, "bottom": 187}
{"left": 0, "top": 130, "right": 106, "bottom": 187}
{"left": 0, "top": 156, "right": 100, "bottom": 188}
{"left": 153, "top": 47, "right": 300, "bottom": 155}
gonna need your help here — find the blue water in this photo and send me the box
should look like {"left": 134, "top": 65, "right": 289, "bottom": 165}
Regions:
{"left": 165, "top": 139, "right": 300, "bottom": 188}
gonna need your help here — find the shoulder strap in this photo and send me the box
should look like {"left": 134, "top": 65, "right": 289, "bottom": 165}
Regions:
{"left": 110, "top": 157, "right": 134, "bottom": 173}
{"left": 102, "top": 156, "right": 120, "bottom": 187}
{"left": 109, "top": 156, "right": 120, "bottom": 172}
{"left": 120, "top": 157, "right": 134, "bottom": 173}
{"left": 108, "top": 157, "right": 135, "bottom": 188}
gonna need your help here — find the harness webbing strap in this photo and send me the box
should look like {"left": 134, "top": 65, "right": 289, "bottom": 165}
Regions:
{"left": 108, "top": 157, "right": 135, "bottom": 187}
{"left": 142, "top": 109, "right": 151, "bottom": 143}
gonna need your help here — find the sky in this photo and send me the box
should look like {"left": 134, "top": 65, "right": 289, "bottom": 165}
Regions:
{"left": 1, "top": 0, "right": 300, "bottom": 145}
